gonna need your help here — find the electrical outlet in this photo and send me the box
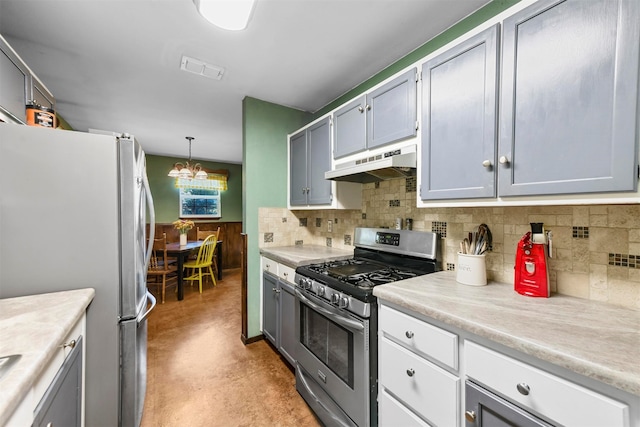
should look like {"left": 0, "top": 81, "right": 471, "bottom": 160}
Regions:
{"left": 327, "top": 220, "right": 333, "bottom": 232}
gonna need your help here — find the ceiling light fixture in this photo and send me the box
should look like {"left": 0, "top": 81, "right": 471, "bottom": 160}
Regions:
{"left": 168, "top": 137, "right": 208, "bottom": 180}
{"left": 192, "top": 0, "right": 256, "bottom": 31}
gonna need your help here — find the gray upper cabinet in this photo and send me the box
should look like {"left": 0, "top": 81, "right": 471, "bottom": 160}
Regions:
{"left": 367, "top": 68, "right": 417, "bottom": 150}
{"left": 498, "top": 0, "right": 640, "bottom": 197}
{"left": 421, "top": 25, "right": 499, "bottom": 201}
{"left": 289, "top": 117, "right": 332, "bottom": 206}
{"left": 333, "top": 68, "right": 417, "bottom": 159}
{"left": 333, "top": 95, "right": 367, "bottom": 158}
{"left": 289, "top": 129, "right": 308, "bottom": 206}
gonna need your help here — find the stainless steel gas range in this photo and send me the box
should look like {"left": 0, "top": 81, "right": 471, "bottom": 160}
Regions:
{"left": 294, "top": 227, "right": 442, "bottom": 427}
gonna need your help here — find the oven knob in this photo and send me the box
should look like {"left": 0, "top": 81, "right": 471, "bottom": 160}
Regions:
{"left": 303, "top": 279, "right": 312, "bottom": 290}
{"left": 339, "top": 297, "right": 349, "bottom": 309}
{"left": 315, "top": 285, "right": 325, "bottom": 297}
{"left": 331, "top": 293, "right": 340, "bottom": 305}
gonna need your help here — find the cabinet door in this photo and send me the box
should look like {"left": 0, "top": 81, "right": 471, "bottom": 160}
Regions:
{"left": 33, "top": 336, "right": 83, "bottom": 427}
{"left": 262, "top": 271, "right": 279, "bottom": 346}
{"left": 307, "top": 117, "right": 332, "bottom": 205}
{"left": 278, "top": 279, "right": 296, "bottom": 366}
{"left": 0, "top": 41, "right": 29, "bottom": 123}
{"left": 289, "top": 129, "right": 308, "bottom": 206}
{"left": 421, "top": 25, "right": 499, "bottom": 200}
{"left": 367, "top": 68, "right": 417, "bottom": 150}
{"left": 498, "top": 0, "right": 640, "bottom": 196}
{"left": 333, "top": 95, "right": 367, "bottom": 159}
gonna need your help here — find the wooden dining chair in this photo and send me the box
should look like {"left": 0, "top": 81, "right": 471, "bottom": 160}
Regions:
{"left": 147, "top": 233, "right": 178, "bottom": 303}
{"left": 183, "top": 234, "right": 217, "bottom": 293}
{"left": 196, "top": 226, "right": 221, "bottom": 276}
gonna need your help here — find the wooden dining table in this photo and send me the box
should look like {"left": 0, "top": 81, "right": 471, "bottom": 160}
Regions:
{"left": 165, "top": 240, "right": 223, "bottom": 301}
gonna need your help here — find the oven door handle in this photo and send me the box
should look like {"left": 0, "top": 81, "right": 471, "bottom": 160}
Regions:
{"left": 296, "top": 290, "right": 364, "bottom": 332}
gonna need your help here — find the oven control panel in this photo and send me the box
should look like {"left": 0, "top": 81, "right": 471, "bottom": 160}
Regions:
{"left": 295, "top": 274, "right": 370, "bottom": 318}
{"left": 375, "top": 232, "right": 400, "bottom": 246}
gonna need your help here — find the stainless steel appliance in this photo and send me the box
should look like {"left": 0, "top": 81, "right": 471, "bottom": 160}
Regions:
{"left": 0, "top": 123, "right": 156, "bottom": 427}
{"left": 464, "top": 380, "right": 553, "bottom": 426}
{"left": 294, "top": 227, "right": 442, "bottom": 427}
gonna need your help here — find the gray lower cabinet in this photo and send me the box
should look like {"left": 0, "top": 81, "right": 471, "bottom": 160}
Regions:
{"left": 262, "top": 269, "right": 296, "bottom": 366}
{"left": 498, "top": 0, "right": 640, "bottom": 197}
{"left": 420, "top": 25, "right": 499, "bottom": 201}
{"left": 289, "top": 117, "right": 332, "bottom": 206}
{"left": 333, "top": 68, "right": 417, "bottom": 159}
{"left": 33, "top": 336, "right": 83, "bottom": 427}
{"left": 262, "top": 271, "right": 279, "bottom": 346}
{"left": 277, "top": 279, "right": 296, "bottom": 366}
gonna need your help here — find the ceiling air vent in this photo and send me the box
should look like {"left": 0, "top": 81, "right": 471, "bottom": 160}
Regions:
{"left": 180, "top": 55, "right": 225, "bottom": 80}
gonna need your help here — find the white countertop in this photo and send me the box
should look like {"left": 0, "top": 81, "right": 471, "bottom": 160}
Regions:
{"left": 373, "top": 271, "right": 640, "bottom": 396}
{"left": 0, "top": 288, "right": 95, "bottom": 425}
{"left": 260, "top": 245, "right": 353, "bottom": 268}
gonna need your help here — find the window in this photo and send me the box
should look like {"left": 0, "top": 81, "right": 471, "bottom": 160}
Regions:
{"left": 179, "top": 187, "right": 221, "bottom": 218}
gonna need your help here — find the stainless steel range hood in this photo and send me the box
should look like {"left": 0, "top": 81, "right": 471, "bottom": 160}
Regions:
{"left": 325, "top": 145, "right": 417, "bottom": 183}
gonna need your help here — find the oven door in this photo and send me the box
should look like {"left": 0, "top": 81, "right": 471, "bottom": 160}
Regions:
{"left": 295, "top": 289, "right": 370, "bottom": 427}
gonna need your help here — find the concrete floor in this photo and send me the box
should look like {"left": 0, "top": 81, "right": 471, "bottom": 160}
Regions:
{"left": 141, "top": 268, "right": 321, "bottom": 427}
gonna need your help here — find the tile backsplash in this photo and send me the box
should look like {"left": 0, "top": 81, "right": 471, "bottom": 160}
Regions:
{"left": 258, "top": 180, "right": 640, "bottom": 310}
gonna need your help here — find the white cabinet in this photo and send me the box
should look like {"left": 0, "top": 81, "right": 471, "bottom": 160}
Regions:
{"left": 7, "top": 313, "right": 86, "bottom": 427}
{"left": 465, "top": 340, "right": 630, "bottom": 427}
{"left": 0, "top": 35, "right": 55, "bottom": 125}
{"left": 378, "top": 304, "right": 460, "bottom": 426}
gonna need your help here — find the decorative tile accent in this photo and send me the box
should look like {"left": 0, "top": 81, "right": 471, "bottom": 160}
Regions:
{"left": 295, "top": 240, "right": 303, "bottom": 246}
{"left": 264, "top": 233, "right": 273, "bottom": 243}
{"left": 446, "top": 263, "right": 456, "bottom": 271}
{"left": 573, "top": 226, "right": 589, "bottom": 238}
{"left": 282, "top": 217, "right": 287, "bottom": 223}
{"left": 362, "top": 213, "right": 367, "bottom": 219}
{"left": 375, "top": 182, "right": 380, "bottom": 189}
{"left": 334, "top": 218, "right": 339, "bottom": 224}
{"left": 389, "top": 199, "right": 400, "bottom": 207}
{"left": 405, "top": 176, "right": 417, "bottom": 193}
{"left": 609, "top": 253, "right": 639, "bottom": 268}
{"left": 315, "top": 218, "right": 322, "bottom": 227}
{"left": 344, "top": 235, "right": 352, "bottom": 245}
{"left": 299, "top": 218, "right": 307, "bottom": 227}
{"left": 432, "top": 221, "right": 447, "bottom": 238}
{"left": 326, "top": 237, "right": 332, "bottom": 247}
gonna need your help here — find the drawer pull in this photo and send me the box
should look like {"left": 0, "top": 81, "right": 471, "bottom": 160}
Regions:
{"left": 405, "top": 331, "right": 414, "bottom": 339}
{"left": 464, "top": 410, "right": 476, "bottom": 422}
{"left": 406, "top": 368, "right": 415, "bottom": 377}
{"left": 516, "top": 382, "right": 530, "bottom": 395}
{"left": 62, "top": 339, "right": 76, "bottom": 349}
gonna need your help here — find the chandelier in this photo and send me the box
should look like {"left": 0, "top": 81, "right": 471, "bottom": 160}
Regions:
{"left": 167, "top": 136, "right": 208, "bottom": 180}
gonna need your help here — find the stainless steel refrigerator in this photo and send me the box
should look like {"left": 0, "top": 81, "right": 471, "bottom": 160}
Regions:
{"left": 0, "top": 123, "right": 156, "bottom": 427}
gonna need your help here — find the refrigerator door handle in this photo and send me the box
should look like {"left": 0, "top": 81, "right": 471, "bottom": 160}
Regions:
{"left": 141, "top": 153, "right": 155, "bottom": 270}
{"left": 139, "top": 290, "right": 157, "bottom": 324}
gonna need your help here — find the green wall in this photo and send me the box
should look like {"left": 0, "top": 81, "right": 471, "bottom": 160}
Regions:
{"left": 146, "top": 154, "right": 243, "bottom": 224}
{"left": 242, "top": 0, "right": 521, "bottom": 339}
{"left": 243, "top": 97, "right": 311, "bottom": 338}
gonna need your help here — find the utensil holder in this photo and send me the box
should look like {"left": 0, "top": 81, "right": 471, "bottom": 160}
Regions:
{"left": 456, "top": 252, "right": 487, "bottom": 286}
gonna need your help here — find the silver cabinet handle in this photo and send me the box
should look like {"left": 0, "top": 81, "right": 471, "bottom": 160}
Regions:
{"left": 62, "top": 339, "right": 77, "bottom": 349}
{"left": 499, "top": 155, "right": 510, "bottom": 165}
{"left": 406, "top": 368, "right": 415, "bottom": 377}
{"left": 405, "top": 331, "right": 414, "bottom": 339}
{"left": 516, "top": 382, "right": 530, "bottom": 395}
{"left": 365, "top": 104, "right": 371, "bottom": 111}
{"left": 482, "top": 160, "right": 492, "bottom": 168}
{"left": 357, "top": 105, "right": 364, "bottom": 113}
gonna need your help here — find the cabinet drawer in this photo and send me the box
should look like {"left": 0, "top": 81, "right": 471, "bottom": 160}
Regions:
{"left": 379, "top": 337, "right": 459, "bottom": 427}
{"left": 262, "top": 257, "right": 278, "bottom": 275}
{"left": 379, "top": 387, "right": 431, "bottom": 427}
{"left": 465, "top": 341, "right": 629, "bottom": 427}
{"left": 379, "top": 304, "right": 458, "bottom": 370}
{"left": 278, "top": 264, "right": 295, "bottom": 284}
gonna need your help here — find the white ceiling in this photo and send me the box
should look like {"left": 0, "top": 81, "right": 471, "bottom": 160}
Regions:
{"left": 0, "top": 0, "right": 490, "bottom": 163}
